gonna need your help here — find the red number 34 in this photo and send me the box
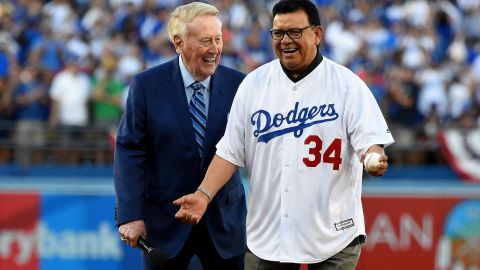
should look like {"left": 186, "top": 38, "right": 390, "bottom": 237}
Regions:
{"left": 303, "top": 136, "right": 342, "bottom": 170}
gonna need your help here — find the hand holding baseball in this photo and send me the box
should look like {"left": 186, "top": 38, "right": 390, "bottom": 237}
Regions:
{"left": 362, "top": 152, "right": 389, "bottom": 177}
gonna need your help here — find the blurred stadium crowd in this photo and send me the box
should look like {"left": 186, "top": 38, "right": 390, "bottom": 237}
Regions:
{"left": 0, "top": 0, "right": 479, "bottom": 170}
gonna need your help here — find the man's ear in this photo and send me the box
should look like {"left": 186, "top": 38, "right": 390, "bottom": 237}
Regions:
{"left": 173, "top": 35, "right": 183, "bottom": 54}
{"left": 314, "top": 26, "right": 324, "bottom": 46}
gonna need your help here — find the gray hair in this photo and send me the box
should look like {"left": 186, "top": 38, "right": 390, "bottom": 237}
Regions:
{"left": 167, "top": 2, "right": 219, "bottom": 42}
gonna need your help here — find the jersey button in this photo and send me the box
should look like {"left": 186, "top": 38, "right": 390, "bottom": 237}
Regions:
{"left": 292, "top": 86, "right": 297, "bottom": 91}
{"left": 284, "top": 214, "right": 289, "bottom": 218}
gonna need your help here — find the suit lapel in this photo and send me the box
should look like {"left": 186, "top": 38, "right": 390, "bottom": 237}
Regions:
{"left": 166, "top": 58, "right": 198, "bottom": 156}
{"left": 203, "top": 70, "right": 226, "bottom": 161}
{"left": 164, "top": 59, "right": 228, "bottom": 162}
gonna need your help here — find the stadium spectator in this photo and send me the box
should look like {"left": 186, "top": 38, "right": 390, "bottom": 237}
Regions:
{"left": 142, "top": 33, "right": 176, "bottom": 68}
{"left": 48, "top": 53, "right": 91, "bottom": 164}
{"left": 12, "top": 64, "right": 50, "bottom": 170}
{"left": 92, "top": 49, "right": 124, "bottom": 125}
{"left": 28, "top": 23, "right": 65, "bottom": 84}
{"left": 91, "top": 49, "right": 125, "bottom": 164}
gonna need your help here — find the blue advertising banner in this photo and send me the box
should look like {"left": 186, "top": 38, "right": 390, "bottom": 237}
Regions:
{"left": 39, "top": 195, "right": 141, "bottom": 270}
{"left": 0, "top": 178, "right": 203, "bottom": 270}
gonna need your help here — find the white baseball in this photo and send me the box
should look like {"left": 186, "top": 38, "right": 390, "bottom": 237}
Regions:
{"left": 364, "top": 152, "right": 382, "bottom": 170}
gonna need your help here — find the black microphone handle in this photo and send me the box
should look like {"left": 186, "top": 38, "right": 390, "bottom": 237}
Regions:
{"left": 136, "top": 236, "right": 168, "bottom": 267}
{"left": 137, "top": 236, "right": 153, "bottom": 253}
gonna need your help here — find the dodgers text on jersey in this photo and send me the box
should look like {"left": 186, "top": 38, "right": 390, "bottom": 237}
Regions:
{"left": 250, "top": 101, "right": 339, "bottom": 143}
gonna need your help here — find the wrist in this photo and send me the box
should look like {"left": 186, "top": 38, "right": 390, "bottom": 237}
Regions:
{"left": 196, "top": 187, "right": 212, "bottom": 203}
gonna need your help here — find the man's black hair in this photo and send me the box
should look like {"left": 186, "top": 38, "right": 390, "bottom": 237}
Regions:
{"left": 272, "top": 0, "right": 321, "bottom": 26}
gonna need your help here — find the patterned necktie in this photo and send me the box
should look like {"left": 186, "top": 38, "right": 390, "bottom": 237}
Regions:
{"left": 189, "top": 82, "right": 207, "bottom": 157}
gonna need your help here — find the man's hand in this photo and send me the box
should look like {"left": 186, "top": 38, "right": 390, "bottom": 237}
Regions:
{"left": 361, "top": 152, "right": 389, "bottom": 177}
{"left": 361, "top": 145, "right": 389, "bottom": 177}
{"left": 118, "top": 220, "right": 146, "bottom": 248}
{"left": 173, "top": 192, "right": 210, "bottom": 224}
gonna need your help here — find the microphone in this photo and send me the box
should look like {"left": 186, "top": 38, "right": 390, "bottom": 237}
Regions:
{"left": 137, "top": 237, "right": 168, "bottom": 267}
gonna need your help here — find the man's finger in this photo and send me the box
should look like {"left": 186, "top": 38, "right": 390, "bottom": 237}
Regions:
{"left": 172, "top": 197, "right": 184, "bottom": 205}
{"left": 175, "top": 210, "right": 188, "bottom": 219}
{"left": 192, "top": 217, "right": 198, "bottom": 224}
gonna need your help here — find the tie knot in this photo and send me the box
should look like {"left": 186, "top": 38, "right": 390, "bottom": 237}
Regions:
{"left": 191, "top": 82, "right": 205, "bottom": 93}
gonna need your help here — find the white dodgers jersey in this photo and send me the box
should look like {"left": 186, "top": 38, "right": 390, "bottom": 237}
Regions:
{"left": 216, "top": 57, "right": 394, "bottom": 263}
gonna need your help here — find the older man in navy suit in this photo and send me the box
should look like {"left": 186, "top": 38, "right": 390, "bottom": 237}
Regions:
{"left": 114, "top": 2, "right": 246, "bottom": 269}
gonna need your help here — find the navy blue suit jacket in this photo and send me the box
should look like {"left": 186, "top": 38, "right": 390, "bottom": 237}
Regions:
{"left": 114, "top": 57, "right": 247, "bottom": 259}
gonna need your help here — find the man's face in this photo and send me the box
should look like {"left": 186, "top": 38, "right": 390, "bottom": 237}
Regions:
{"left": 175, "top": 15, "right": 223, "bottom": 81}
{"left": 272, "top": 10, "right": 323, "bottom": 76}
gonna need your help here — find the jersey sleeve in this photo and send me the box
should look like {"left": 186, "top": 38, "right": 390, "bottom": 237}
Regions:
{"left": 215, "top": 77, "right": 249, "bottom": 167}
{"left": 345, "top": 76, "right": 394, "bottom": 156}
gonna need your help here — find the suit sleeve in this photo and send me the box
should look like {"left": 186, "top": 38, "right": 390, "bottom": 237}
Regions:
{"left": 114, "top": 76, "right": 148, "bottom": 226}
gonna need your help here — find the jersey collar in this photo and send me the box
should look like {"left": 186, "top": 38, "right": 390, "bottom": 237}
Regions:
{"left": 280, "top": 49, "right": 323, "bottom": 83}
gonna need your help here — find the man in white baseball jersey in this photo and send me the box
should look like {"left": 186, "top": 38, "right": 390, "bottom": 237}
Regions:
{"left": 173, "top": 0, "right": 395, "bottom": 269}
